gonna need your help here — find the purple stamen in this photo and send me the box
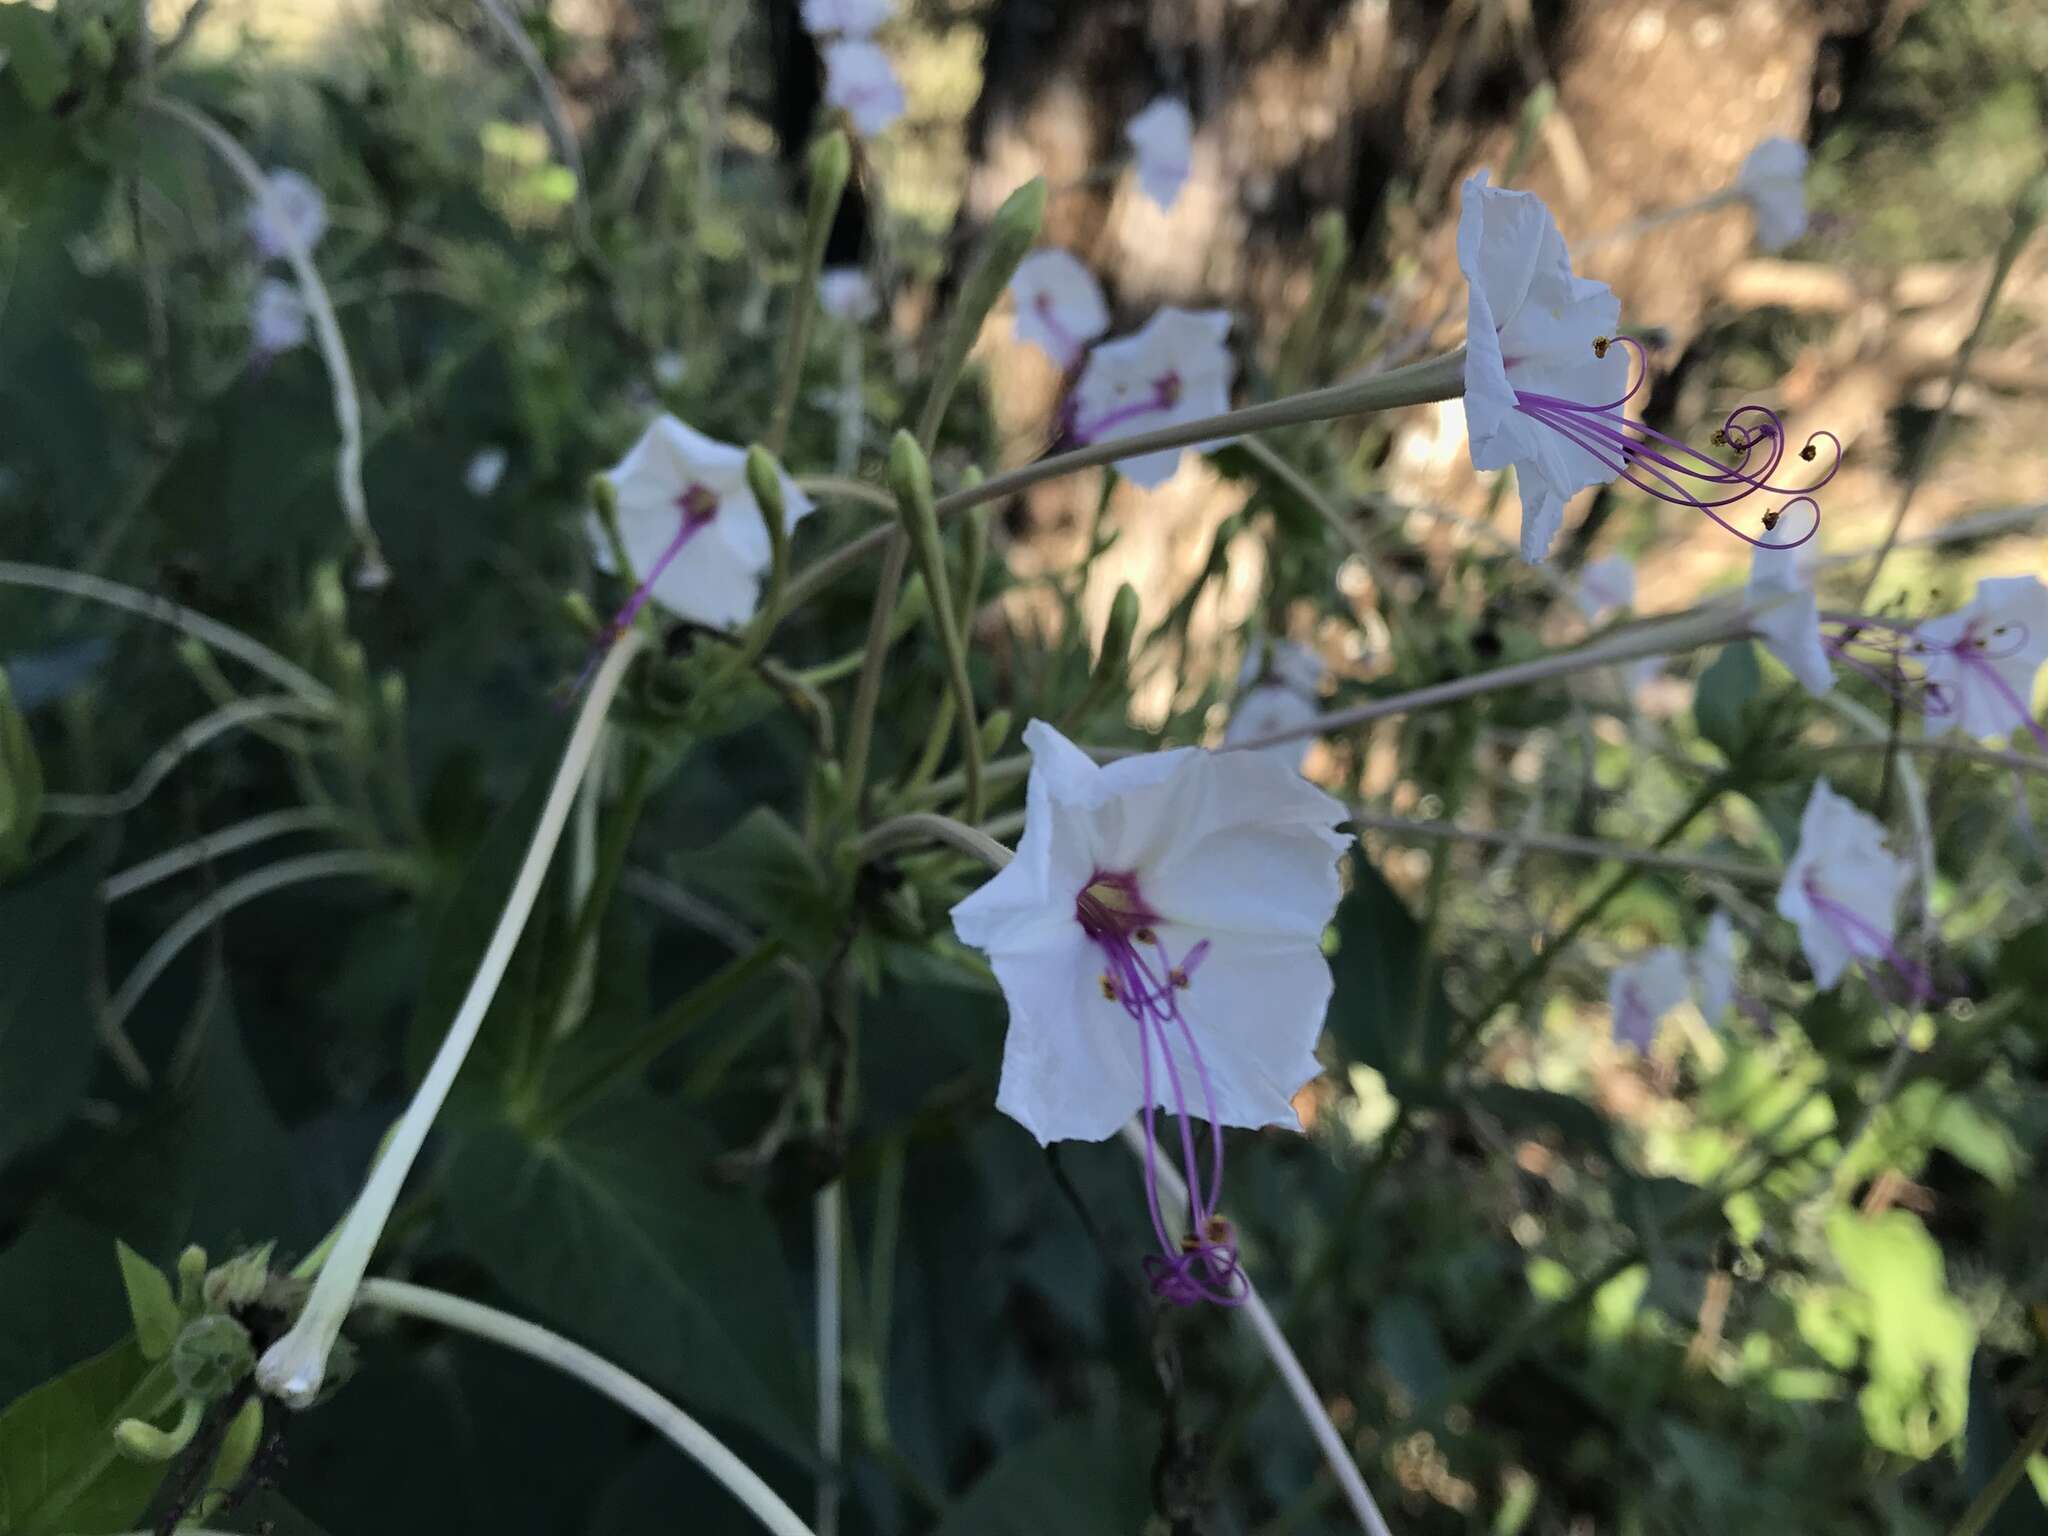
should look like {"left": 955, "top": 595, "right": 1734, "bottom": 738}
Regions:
{"left": 1071, "top": 372, "right": 1182, "bottom": 444}
{"left": 1803, "top": 877, "right": 1938, "bottom": 1006}
{"left": 571, "top": 483, "right": 720, "bottom": 694}
{"left": 1823, "top": 614, "right": 2048, "bottom": 751}
{"left": 1077, "top": 871, "right": 1246, "bottom": 1308}
{"left": 1511, "top": 334, "right": 1837, "bottom": 549}
{"left": 1032, "top": 292, "right": 1080, "bottom": 368}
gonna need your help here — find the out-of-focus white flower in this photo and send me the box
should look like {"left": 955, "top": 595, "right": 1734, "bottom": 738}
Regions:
{"left": 1623, "top": 654, "right": 1664, "bottom": 699}
{"left": 1125, "top": 98, "right": 1193, "bottom": 212}
{"left": 1457, "top": 172, "right": 1627, "bottom": 562}
{"left": 951, "top": 719, "right": 1349, "bottom": 1304}
{"left": 1775, "top": 779, "right": 1914, "bottom": 993}
{"left": 652, "top": 351, "right": 687, "bottom": 388}
{"left": 465, "top": 446, "right": 509, "bottom": 498}
{"left": 1916, "top": 576, "right": 2048, "bottom": 744}
{"left": 1736, "top": 137, "right": 1808, "bottom": 253}
{"left": 586, "top": 415, "right": 815, "bottom": 632}
{"left": 1745, "top": 541, "right": 1832, "bottom": 696}
{"left": 1069, "top": 307, "right": 1233, "bottom": 489}
{"left": 1238, "top": 636, "right": 1325, "bottom": 698}
{"left": 817, "top": 266, "right": 878, "bottom": 321}
{"left": 1574, "top": 556, "right": 1636, "bottom": 620}
{"left": 1224, "top": 638, "right": 1326, "bottom": 773}
{"left": 1609, "top": 946, "right": 1689, "bottom": 1051}
{"left": 1009, "top": 249, "right": 1110, "bottom": 368}
{"left": 1691, "top": 910, "right": 1737, "bottom": 1024}
{"left": 801, "top": 0, "right": 891, "bottom": 37}
{"left": 250, "top": 277, "right": 310, "bottom": 356}
{"left": 246, "top": 168, "right": 328, "bottom": 263}
{"left": 823, "top": 40, "right": 905, "bottom": 137}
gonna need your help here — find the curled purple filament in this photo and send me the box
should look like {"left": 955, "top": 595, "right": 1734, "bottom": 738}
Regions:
{"left": 1802, "top": 876, "right": 1938, "bottom": 1006}
{"left": 1071, "top": 371, "right": 1182, "bottom": 444}
{"left": 1512, "top": 334, "right": 1838, "bottom": 550}
{"left": 571, "top": 483, "right": 720, "bottom": 695}
{"left": 1075, "top": 871, "right": 1246, "bottom": 1308}
{"left": 1824, "top": 613, "right": 2048, "bottom": 751}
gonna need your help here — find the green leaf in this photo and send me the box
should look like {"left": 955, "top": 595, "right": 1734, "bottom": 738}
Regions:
{"left": 1325, "top": 848, "right": 1453, "bottom": 1089}
{"left": 0, "top": 1214, "right": 130, "bottom": 1405}
{"left": 1826, "top": 1208, "right": 1976, "bottom": 1458}
{"left": 0, "top": 1339, "right": 171, "bottom": 1536}
{"left": 669, "top": 807, "right": 838, "bottom": 957}
{"left": 1467, "top": 1084, "right": 1614, "bottom": 1158}
{"left": 1963, "top": 1349, "right": 2041, "bottom": 1536}
{"left": 930, "top": 1413, "right": 1154, "bottom": 1536}
{"left": 0, "top": 850, "right": 97, "bottom": 1172}
{"left": 0, "top": 4, "right": 66, "bottom": 110}
{"left": 441, "top": 1100, "right": 809, "bottom": 1459}
{"left": 1371, "top": 1296, "right": 1452, "bottom": 1408}
{"left": 1695, "top": 642, "right": 1763, "bottom": 760}
{"left": 113, "top": 1242, "right": 178, "bottom": 1362}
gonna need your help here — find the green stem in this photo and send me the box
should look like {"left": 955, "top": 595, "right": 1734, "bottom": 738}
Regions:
{"left": 840, "top": 535, "right": 911, "bottom": 817}
{"left": 539, "top": 740, "right": 660, "bottom": 1048}
{"left": 1949, "top": 1407, "right": 2048, "bottom": 1536}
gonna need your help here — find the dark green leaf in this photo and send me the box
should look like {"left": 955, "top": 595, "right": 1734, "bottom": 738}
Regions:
{"left": 669, "top": 807, "right": 838, "bottom": 957}
{"left": 1371, "top": 1295, "right": 1453, "bottom": 1408}
{"left": 113, "top": 1241, "right": 178, "bottom": 1361}
{"left": 1325, "top": 848, "right": 1453, "bottom": 1090}
{"left": 1695, "top": 642, "right": 1763, "bottom": 760}
{"left": 0, "top": 851, "right": 97, "bottom": 1173}
{"left": 0, "top": 6, "right": 66, "bottom": 110}
{"left": 0, "top": 1339, "right": 169, "bottom": 1536}
{"left": 0, "top": 1213, "right": 130, "bottom": 1405}
{"left": 930, "top": 1413, "right": 1154, "bottom": 1536}
{"left": 441, "top": 1100, "right": 809, "bottom": 1459}
{"left": 1467, "top": 1085, "right": 1615, "bottom": 1158}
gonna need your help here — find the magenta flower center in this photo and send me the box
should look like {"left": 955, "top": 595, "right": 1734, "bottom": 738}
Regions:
{"left": 1073, "top": 869, "right": 1243, "bottom": 1308}
{"left": 1509, "top": 334, "right": 1838, "bottom": 550}
{"left": 1802, "top": 874, "right": 1936, "bottom": 1005}
{"left": 1821, "top": 613, "right": 2048, "bottom": 751}
{"left": 1070, "top": 371, "right": 1184, "bottom": 444}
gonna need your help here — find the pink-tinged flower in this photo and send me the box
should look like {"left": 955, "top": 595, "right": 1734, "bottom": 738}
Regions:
{"left": 245, "top": 168, "right": 328, "bottom": 263}
{"left": 1609, "top": 946, "right": 1689, "bottom": 1051}
{"left": 1914, "top": 576, "right": 2048, "bottom": 747}
{"left": 1069, "top": 307, "right": 1234, "bottom": 489}
{"left": 1736, "top": 137, "right": 1809, "bottom": 253}
{"left": 250, "top": 277, "right": 309, "bottom": 358}
{"left": 1746, "top": 541, "right": 1833, "bottom": 696}
{"left": 1458, "top": 171, "right": 1836, "bottom": 562}
{"left": 1574, "top": 555, "right": 1636, "bottom": 619}
{"left": 1775, "top": 779, "right": 1928, "bottom": 999}
{"left": 1125, "top": 98, "right": 1193, "bottom": 211}
{"left": 1009, "top": 249, "right": 1110, "bottom": 369}
{"left": 585, "top": 415, "right": 814, "bottom": 632}
{"left": 818, "top": 266, "right": 878, "bottom": 321}
{"left": 1691, "top": 910, "right": 1738, "bottom": 1024}
{"left": 823, "top": 39, "right": 905, "bottom": 137}
{"left": 801, "top": 0, "right": 891, "bottom": 37}
{"left": 950, "top": 719, "right": 1349, "bottom": 1305}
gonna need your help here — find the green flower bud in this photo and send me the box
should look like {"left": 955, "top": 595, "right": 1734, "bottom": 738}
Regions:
{"left": 745, "top": 445, "right": 792, "bottom": 592}
{"left": 206, "top": 1397, "right": 265, "bottom": 1501}
{"left": 114, "top": 1400, "right": 202, "bottom": 1463}
{"left": 915, "top": 179, "right": 1047, "bottom": 446}
{"left": 204, "top": 1243, "right": 275, "bottom": 1312}
{"left": 0, "top": 667, "right": 41, "bottom": 876}
{"left": 176, "top": 1245, "right": 208, "bottom": 1313}
{"left": 311, "top": 563, "right": 348, "bottom": 633}
{"left": 173, "top": 1313, "right": 256, "bottom": 1402}
{"left": 978, "top": 708, "right": 1012, "bottom": 757}
{"left": 1093, "top": 583, "right": 1141, "bottom": 685}
{"left": 806, "top": 131, "right": 852, "bottom": 235}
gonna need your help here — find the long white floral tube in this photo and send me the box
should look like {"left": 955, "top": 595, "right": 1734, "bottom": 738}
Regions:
{"left": 257, "top": 630, "right": 647, "bottom": 1407}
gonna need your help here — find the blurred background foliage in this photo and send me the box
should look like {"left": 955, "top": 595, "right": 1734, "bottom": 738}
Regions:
{"left": 2, "top": 1, "right": 2046, "bottom": 1534}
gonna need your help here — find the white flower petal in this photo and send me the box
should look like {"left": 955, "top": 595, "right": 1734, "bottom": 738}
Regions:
{"left": 1125, "top": 98, "right": 1193, "bottom": 211}
{"left": 801, "top": 0, "right": 891, "bottom": 37}
{"left": 990, "top": 937, "right": 1148, "bottom": 1144}
{"left": 1609, "top": 946, "right": 1690, "bottom": 1050}
{"left": 1692, "top": 910, "right": 1738, "bottom": 1024}
{"left": 246, "top": 168, "right": 328, "bottom": 262}
{"left": 1223, "top": 685, "right": 1319, "bottom": 773}
{"left": 1154, "top": 936, "right": 1330, "bottom": 1130}
{"left": 1745, "top": 543, "right": 1833, "bottom": 696}
{"left": 1070, "top": 307, "right": 1234, "bottom": 489}
{"left": 823, "top": 40, "right": 904, "bottom": 136}
{"left": 250, "top": 277, "right": 309, "bottom": 355}
{"left": 1775, "top": 779, "right": 1909, "bottom": 990}
{"left": 1917, "top": 576, "right": 2048, "bottom": 742}
{"left": 1575, "top": 556, "right": 1636, "bottom": 619}
{"left": 1009, "top": 249, "right": 1110, "bottom": 366}
{"left": 1737, "top": 137, "right": 1808, "bottom": 253}
{"left": 817, "top": 266, "right": 877, "bottom": 321}
{"left": 464, "top": 446, "right": 509, "bottom": 498}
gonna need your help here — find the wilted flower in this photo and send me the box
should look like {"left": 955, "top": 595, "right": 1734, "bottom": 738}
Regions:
{"left": 950, "top": 719, "right": 1350, "bottom": 1304}
{"left": 1609, "top": 946, "right": 1689, "bottom": 1051}
{"left": 1223, "top": 638, "right": 1327, "bottom": 772}
{"left": 818, "top": 266, "right": 878, "bottom": 321}
{"left": 1009, "top": 249, "right": 1110, "bottom": 369}
{"left": 1829, "top": 577, "right": 2048, "bottom": 750}
{"left": 245, "top": 168, "right": 328, "bottom": 263}
{"left": 1125, "top": 98, "right": 1193, "bottom": 211}
{"left": 1746, "top": 541, "right": 1833, "bottom": 696}
{"left": 800, "top": 0, "right": 891, "bottom": 37}
{"left": 1691, "top": 910, "right": 1738, "bottom": 1024}
{"left": 249, "top": 277, "right": 309, "bottom": 359}
{"left": 1574, "top": 556, "right": 1636, "bottom": 620}
{"left": 586, "top": 415, "right": 815, "bottom": 632}
{"left": 1069, "top": 307, "right": 1234, "bottom": 489}
{"left": 823, "top": 39, "right": 905, "bottom": 137}
{"left": 465, "top": 446, "right": 509, "bottom": 498}
{"left": 1458, "top": 171, "right": 1836, "bottom": 562}
{"left": 1736, "top": 137, "right": 1809, "bottom": 253}
{"left": 1776, "top": 779, "right": 1927, "bottom": 999}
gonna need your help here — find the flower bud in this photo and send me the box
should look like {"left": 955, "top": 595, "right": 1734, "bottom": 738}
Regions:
{"left": 114, "top": 1400, "right": 202, "bottom": 1463}
{"left": 173, "top": 1313, "right": 256, "bottom": 1402}
{"left": 916, "top": 178, "right": 1047, "bottom": 445}
{"left": 203, "top": 1243, "right": 275, "bottom": 1312}
{"left": 0, "top": 667, "right": 41, "bottom": 876}
{"left": 176, "top": 1245, "right": 208, "bottom": 1312}
{"left": 978, "top": 708, "right": 1012, "bottom": 757}
{"left": 745, "top": 444, "right": 792, "bottom": 586}
{"left": 806, "top": 131, "right": 852, "bottom": 236}
{"left": 311, "top": 563, "right": 348, "bottom": 634}
{"left": 1093, "top": 583, "right": 1141, "bottom": 686}
{"left": 207, "top": 1397, "right": 265, "bottom": 1501}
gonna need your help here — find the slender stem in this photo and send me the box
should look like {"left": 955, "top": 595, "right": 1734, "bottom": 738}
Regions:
{"left": 1345, "top": 809, "right": 1778, "bottom": 885}
{"left": 1117, "top": 1123, "right": 1397, "bottom": 1536}
{"left": 1574, "top": 188, "right": 1739, "bottom": 253}
{"left": 1808, "top": 736, "right": 2048, "bottom": 778}
{"left": 840, "top": 534, "right": 910, "bottom": 816}
{"left": 544, "top": 738, "right": 656, "bottom": 1044}
{"left": 147, "top": 95, "right": 387, "bottom": 586}
{"left": 102, "top": 807, "right": 345, "bottom": 901}
{"left": 815, "top": 1185, "right": 843, "bottom": 1536}
{"left": 1947, "top": 1405, "right": 2048, "bottom": 1536}
{"left": 781, "top": 351, "right": 1469, "bottom": 611}
{"left": 1857, "top": 202, "right": 2038, "bottom": 605}
{"left": 474, "top": 0, "right": 589, "bottom": 237}
{"left": 1235, "top": 435, "right": 1389, "bottom": 590}
{"left": 0, "top": 561, "right": 338, "bottom": 710}
{"left": 256, "top": 631, "right": 646, "bottom": 1408}
{"left": 794, "top": 475, "right": 898, "bottom": 514}
{"left": 852, "top": 813, "right": 1013, "bottom": 871}
{"left": 105, "top": 850, "right": 391, "bottom": 1052}
{"left": 43, "top": 695, "right": 330, "bottom": 819}
{"left": 355, "top": 1278, "right": 816, "bottom": 1536}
